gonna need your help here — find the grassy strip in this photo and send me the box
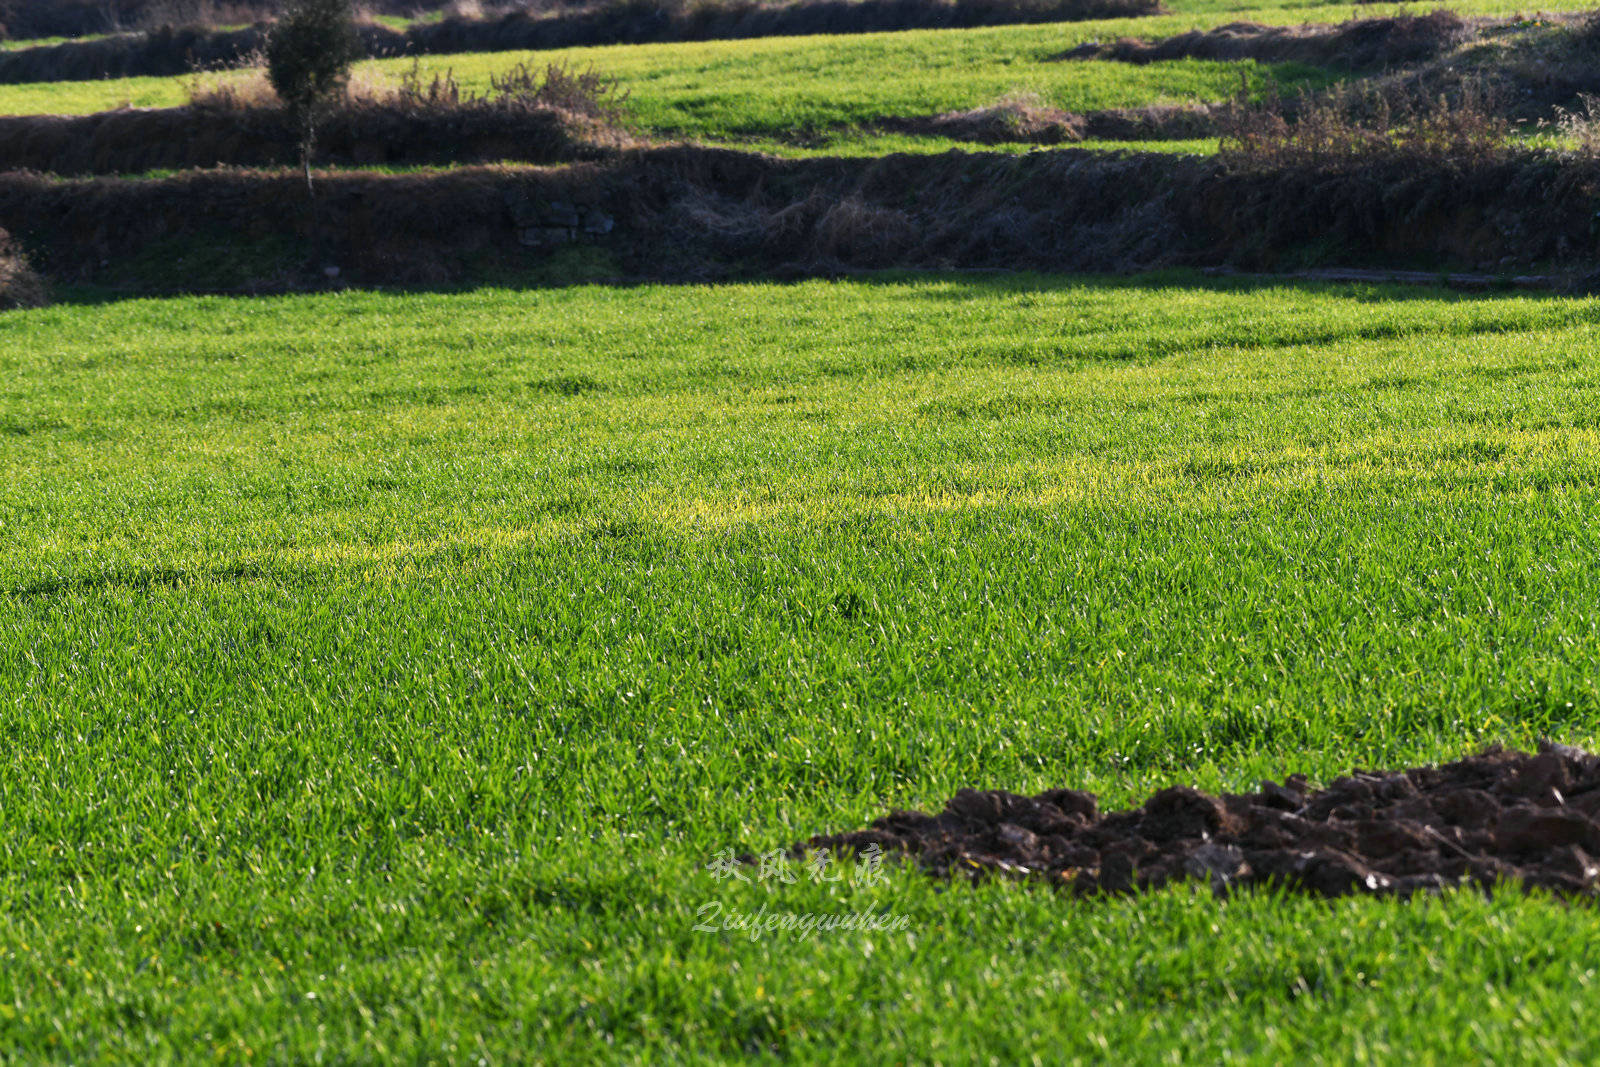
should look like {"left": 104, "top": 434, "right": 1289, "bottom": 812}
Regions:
{"left": 0, "top": 41, "right": 1322, "bottom": 139}
{"left": 702, "top": 132, "right": 1219, "bottom": 155}
{"left": 3, "top": 275, "right": 1600, "bottom": 1057}
{"left": 0, "top": 1, "right": 1587, "bottom": 139}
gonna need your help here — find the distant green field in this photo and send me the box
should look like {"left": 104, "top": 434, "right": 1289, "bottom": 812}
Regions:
{"left": 1, "top": 0, "right": 1589, "bottom": 152}
{"left": 0, "top": 30, "right": 1321, "bottom": 145}
{"left": 4, "top": 275, "right": 1600, "bottom": 1059}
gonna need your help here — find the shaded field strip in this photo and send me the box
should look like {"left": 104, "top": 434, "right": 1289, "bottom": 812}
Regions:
{"left": 1200, "top": 266, "right": 1562, "bottom": 291}
{"left": 0, "top": 102, "right": 618, "bottom": 175}
{"left": 5, "top": 562, "right": 277, "bottom": 599}
{"left": 4, "top": 145, "right": 1599, "bottom": 294}
{"left": 798, "top": 744, "right": 1600, "bottom": 899}
{"left": 0, "top": 0, "right": 1158, "bottom": 86}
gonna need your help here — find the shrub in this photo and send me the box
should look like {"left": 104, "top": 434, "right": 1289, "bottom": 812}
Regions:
{"left": 266, "top": 0, "right": 361, "bottom": 195}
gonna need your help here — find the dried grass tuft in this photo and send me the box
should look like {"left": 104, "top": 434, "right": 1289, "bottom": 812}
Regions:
{"left": 927, "top": 91, "right": 1086, "bottom": 144}
{"left": 0, "top": 229, "right": 47, "bottom": 311}
{"left": 1551, "top": 92, "right": 1600, "bottom": 155}
{"left": 1219, "top": 78, "right": 1510, "bottom": 169}
{"left": 187, "top": 55, "right": 631, "bottom": 127}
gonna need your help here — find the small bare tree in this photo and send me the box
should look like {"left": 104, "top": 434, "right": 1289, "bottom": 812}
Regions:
{"left": 266, "top": 0, "right": 361, "bottom": 197}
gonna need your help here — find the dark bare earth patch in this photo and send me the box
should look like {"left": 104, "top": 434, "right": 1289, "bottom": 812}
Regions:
{"left": 800, "top": 744, "right": 1600, "bottom": 898}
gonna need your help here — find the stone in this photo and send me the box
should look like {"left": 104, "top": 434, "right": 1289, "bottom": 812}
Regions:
{"left": 582, "top": 210, "right": 615, "bottom": 235}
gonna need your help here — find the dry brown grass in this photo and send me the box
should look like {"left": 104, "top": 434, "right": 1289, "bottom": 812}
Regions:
{"left": 1219, "top": 79, "right": 1511, "bottom": 169}
{"left": 0, "top": 228, "right": 46, "bottom": 311}
{"left": 814, "top": 197, "right": 915, "bottom": 262}
{"left": 926, "top": 92, "right": 1087, "bottom": 144}
{"left": 187, "top": 56, "right": 631, "bottom": 125}
{"left": 1551, "top": 93, "right": 1600, "bottom": 155}
{"left": 186, "top": 59, "right": 276, "bottom": 111}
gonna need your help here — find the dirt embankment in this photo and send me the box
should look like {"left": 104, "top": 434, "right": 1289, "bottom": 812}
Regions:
{"left": 1, "top": 147, "right": 1596, "bottom": 294}
{"left": 0, "top": 98, "right": 1217, "bottom": 179}
{"left": 0, "top": 103, "right": 619, "bottom": 175}
{"left": 876, "top": 100, "right": 1218, "bottom": 144}
{"left": 802, "top": 744, "right": 1600, "bottom": 899}
{"left": 1056, "top": 10, "right": 1473, "bottom": 69}
{"left": 0, "top": 0, "right": 1159, "bottom": 85}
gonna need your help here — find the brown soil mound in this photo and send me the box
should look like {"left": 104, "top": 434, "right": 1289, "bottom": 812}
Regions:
{"left": 801, "top": 744, "right": 1600, "bottom": 898}
{"left": 0, "top": 227, "right": 46, "bottom": 310}
{"left": 1056, "top": 10, "right": 1472, "bottom": 70}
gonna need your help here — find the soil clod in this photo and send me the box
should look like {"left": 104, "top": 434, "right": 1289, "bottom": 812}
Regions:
{"left": 798, "top": 745, "right": 1600, "bottom": 898}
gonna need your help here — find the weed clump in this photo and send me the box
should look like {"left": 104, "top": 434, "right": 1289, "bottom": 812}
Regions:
{"left": 0, "top": 228, "right": 46, "bottom": 310}
{"left": 191, "top": 56, "right": 630, "bottom": 128}
{"left": 924, "top": 92, "right": 1087, "bottom": 144}
{"left": 1219, "top": 79, "right": 1511, "bottom": 169}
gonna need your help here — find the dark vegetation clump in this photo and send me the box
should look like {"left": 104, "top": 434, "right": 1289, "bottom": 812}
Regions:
{"left": 0, "top": 228, "right": 47, "bottom": 310}
{"left": 799, "top": 744, "right": 1600, "bottom": 900}
{"left": 1057, "top": 10, "right": 1469, "bottom": 69}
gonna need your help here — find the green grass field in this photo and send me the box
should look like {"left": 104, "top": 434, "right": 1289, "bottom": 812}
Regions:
{"left": 3, "top": 274, "right": 1600, "bottom": 1059}
{"left": 1, "top": 0, "right": 1591, "bottom": 159}
{"left": 0, "top": 32, "right": 1318, "bottom": 144}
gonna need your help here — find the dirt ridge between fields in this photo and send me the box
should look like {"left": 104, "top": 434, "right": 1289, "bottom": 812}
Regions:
{"left": 2, "top": 146, "right": 1597, "bottom": 295}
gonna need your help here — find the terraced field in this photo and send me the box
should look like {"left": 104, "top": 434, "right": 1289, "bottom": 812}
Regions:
{"left": 0, "top": 24, "right": 1318, "bottom": 155}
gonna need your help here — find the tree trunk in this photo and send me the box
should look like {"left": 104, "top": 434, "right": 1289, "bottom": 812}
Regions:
{"left": 302, "top": 114, "right": 316, "bottom": 200}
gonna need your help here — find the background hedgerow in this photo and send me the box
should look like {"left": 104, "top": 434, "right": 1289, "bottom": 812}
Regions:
{"left": 1059, "top": 10, "right": 1471, "bottom": 69}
